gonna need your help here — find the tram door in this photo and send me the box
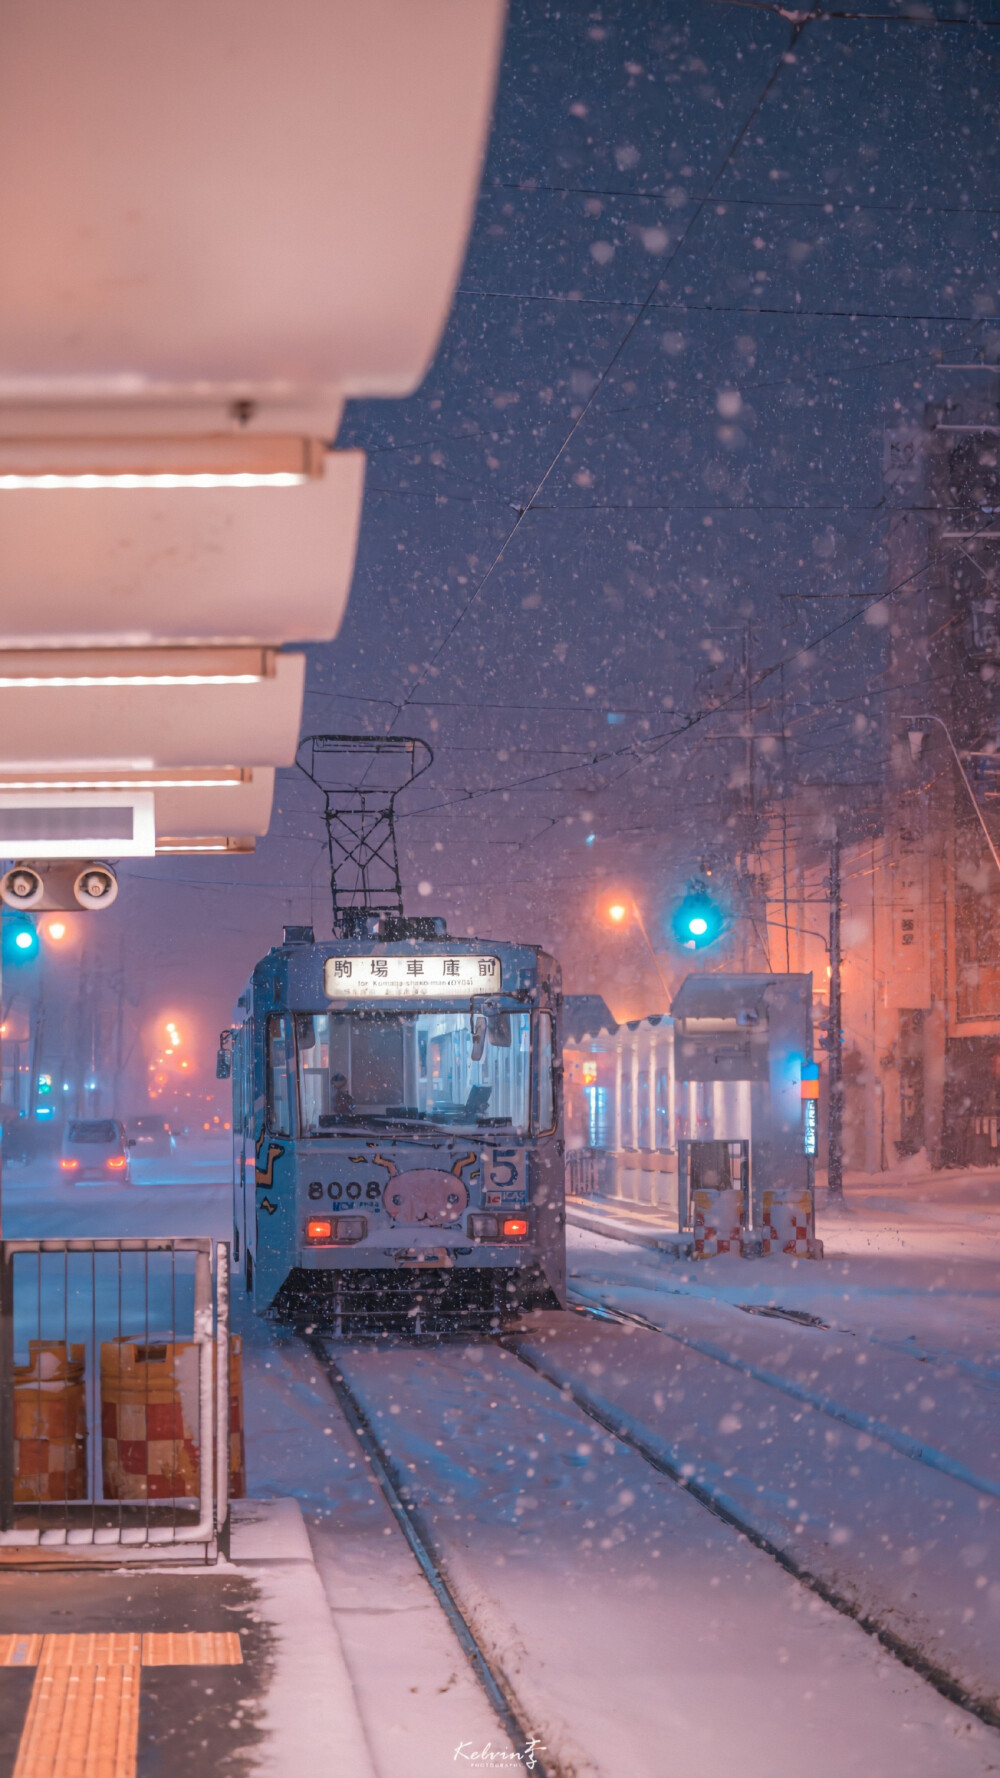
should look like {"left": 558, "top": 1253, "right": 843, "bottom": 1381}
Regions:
{"left": 232, "top": 1027, "right": 247, "bottom": 1270}
{"left": 233, "top": 1024, "right": 257, "bottom": 1282}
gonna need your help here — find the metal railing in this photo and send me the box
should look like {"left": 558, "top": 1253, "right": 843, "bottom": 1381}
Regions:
{"left": 0, "top": 1237, "right": 230, "bottom": 1560}
{"left": 565, "top": 1148, "right": 605, "bottom": 1196}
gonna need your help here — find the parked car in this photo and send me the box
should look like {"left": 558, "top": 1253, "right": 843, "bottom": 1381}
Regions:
{"left": 60, "top": 1118, "right": 131, "bottom": 1183}
{"left": 126, "top": 1117, "right": 175, "bottom": 1160}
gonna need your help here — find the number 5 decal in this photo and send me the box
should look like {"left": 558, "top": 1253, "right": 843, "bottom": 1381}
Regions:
{"left": 489, "top": 1155, "right": 518, "bottom": 1188}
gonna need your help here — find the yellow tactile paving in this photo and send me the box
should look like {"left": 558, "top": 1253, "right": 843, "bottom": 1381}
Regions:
{"left": 141, "top": 1631, "right": 242, "bottom": 1666}
{"left": 13, "top": 1660, "right": 139, "bottom": 1778}
{"left": 3, "top": 1627, "right": 243, "bottom": 1778}
{"left": 37, "top": 1635, "right": 141, "bottom": 1669}
{"left": 0, "top": 1635, "right": 44, "bottom": 1666}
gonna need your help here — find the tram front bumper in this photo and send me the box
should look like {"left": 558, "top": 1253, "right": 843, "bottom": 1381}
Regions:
{"left": 294, "top": 1238, "right": 543, "bottom": 1271}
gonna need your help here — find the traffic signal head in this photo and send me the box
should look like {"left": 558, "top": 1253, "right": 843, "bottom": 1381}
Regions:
{"left": 671, "top": 888, "right": 725, "bottom": 950}
{"left": 2, "top": 913, "right": 40, "bottom": 962}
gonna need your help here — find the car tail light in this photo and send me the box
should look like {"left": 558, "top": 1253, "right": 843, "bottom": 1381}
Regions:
{"left": 306, "top": 1216, "right": 366, "bottom": 1245}
{"left": 106, "top": 1156, "right": 127, "bottom": 1170}
{"left": 502, "top": 1217, "right": 529, "bottom": 1240}
{"left": 59, "top": 1158, "right": 78, "bottom": 1171}
{"left": 468, "top": 1213, "right": 499, "bottom": 1240}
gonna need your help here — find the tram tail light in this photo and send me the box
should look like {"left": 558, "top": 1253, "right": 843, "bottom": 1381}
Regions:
{"left": 468, "top": 1213, "right": 530, "bottom": 1242}
{"left": 106, "top": 1156, "right": 127, "bottom": 1170}
{"left": 306, "top": 1216, "right": 366, "bottom": 1245}
{"left": 59, "top": 1158, "right": 78, "bottom": 1171}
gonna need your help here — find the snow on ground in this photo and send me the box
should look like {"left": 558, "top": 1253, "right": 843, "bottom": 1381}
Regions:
{"left": 329, "top": 1338, "right": 997, "bottom": 1778}
{"left": 8, "top": 1151, "right": 1000, "bottom": 1774}
{"left": 818, "top": 1159, "right": 1000, "bottom": 1264}
{"left": 238, "top": 1330, "right": 509, "bottom": 1778}
{"left": 560, "top": 1164, "right": 1000, "bottom": 1715}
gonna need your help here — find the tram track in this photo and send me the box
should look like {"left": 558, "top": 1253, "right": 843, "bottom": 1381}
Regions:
{"left": 305, "top": 1331, "right": 562, "bottom": 1778}
{"left": 567, "top": 1289, "right": 1000, "bottom": 1503}
{"left": 499, "top": 1313, "right": 1000, "bottom": 1734}
{"left": 304, "top": 1313, "right": 1000, "bottom": 1740}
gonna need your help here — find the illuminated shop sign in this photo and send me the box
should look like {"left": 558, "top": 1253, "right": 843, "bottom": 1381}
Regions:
{"left": 324, "top": 954, "right": 501, "bottom": 1000}
{"left": 801, "top": 1061, "right": 819, "bottom": 1156}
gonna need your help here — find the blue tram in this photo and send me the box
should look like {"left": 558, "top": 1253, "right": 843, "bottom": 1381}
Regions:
{"left": 225, "top": 919, "right": 564, "bottom": 1329}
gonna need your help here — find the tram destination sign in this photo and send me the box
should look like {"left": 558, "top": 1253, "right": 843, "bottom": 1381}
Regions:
{"left": 324, "top": 953, "right": 502, "bottom": 1000}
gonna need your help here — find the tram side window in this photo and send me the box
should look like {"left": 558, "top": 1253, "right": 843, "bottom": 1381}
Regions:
{"left": 533, "top": 1011, "right": 556, "bottom": 1134}
{"left": 267, "top": 1014, "right": 293, "bottom": 1136}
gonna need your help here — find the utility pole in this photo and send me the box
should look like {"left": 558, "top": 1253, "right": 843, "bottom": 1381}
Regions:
{"left": 827, "top": 830, "right": 844, "bottom": 1200}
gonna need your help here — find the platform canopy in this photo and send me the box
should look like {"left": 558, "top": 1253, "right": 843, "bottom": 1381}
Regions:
{"left": 0, "top": 0, "right": 505, "bottom": 855}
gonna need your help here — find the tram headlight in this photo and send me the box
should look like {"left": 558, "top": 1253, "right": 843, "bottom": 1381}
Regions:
{"left": 468, "top": 1213, "right": 499, "bottom": 1240}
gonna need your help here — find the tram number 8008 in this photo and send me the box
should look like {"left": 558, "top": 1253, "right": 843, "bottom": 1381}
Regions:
{"left": 308, "top": 1180, "right": 381, "bottom": 1203}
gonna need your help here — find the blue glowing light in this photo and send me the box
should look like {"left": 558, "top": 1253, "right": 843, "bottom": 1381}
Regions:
{"left": 3, "top": 916, "right": 40, "bottom": 962}
{"left": 670, "top": 889, "right": 725, "bottom": 950}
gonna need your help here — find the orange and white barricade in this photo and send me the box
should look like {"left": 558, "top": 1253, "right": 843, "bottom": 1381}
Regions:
{"left": 13, "top": 1341, "right": 87, "bottom": 1502}
{"left": 101, "top": 1337, "right": 201, "bottom": 1500}
{"left": 101, "top": 1335, "right": 245, "bottom": 1500}
{"left": 761, "top": 1190, "right": 820, "bottom": 1257}
{"left": 692, "top": 1187, "right": 742, "bottom": 1258}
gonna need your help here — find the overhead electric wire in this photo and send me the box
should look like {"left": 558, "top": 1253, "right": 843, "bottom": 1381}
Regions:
{"left": 378, "top": 29, "right": 803, "bottom": 727}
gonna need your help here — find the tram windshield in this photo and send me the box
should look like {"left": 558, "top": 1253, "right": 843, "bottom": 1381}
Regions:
{"left": 295, "top": 1008, "right": 534, "bottom": 1135}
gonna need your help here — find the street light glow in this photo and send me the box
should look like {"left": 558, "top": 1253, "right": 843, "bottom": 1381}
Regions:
{"left": 687, "top": 916, "right": 708, "bottom": 937}
{"left": 608, "top": 902, "right": 627, "bottom": 923}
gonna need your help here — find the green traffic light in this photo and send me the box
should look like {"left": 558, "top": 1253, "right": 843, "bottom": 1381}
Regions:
{"left": 2, "top": 914, "right": 40, "bottom": 962}
{"left": 671, "top": 886, "right": 724, "bottom": 950}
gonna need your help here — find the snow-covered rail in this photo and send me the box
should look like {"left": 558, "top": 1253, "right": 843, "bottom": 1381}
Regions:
{"left": 297, "top": 1332, "right": 998, "bottom": 1777}
{"left": 502, "top": 1326, "right": 1000, "bottom": 1731}
{"left": 569, "top": 1292, "right": 1000, "bottom": 1502}
{"left": 306, "top": 1334, "right": 559, "bottom": 1778}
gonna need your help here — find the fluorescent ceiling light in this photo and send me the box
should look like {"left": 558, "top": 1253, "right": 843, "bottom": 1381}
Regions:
{"left": 0, "top": 768, "right": 251, "bottom": 790}
{"left": 156, "top": 836, "right": 256, "bottom": 854}
{"left": 0, "top": 434, "right": 324, "bottom": 487}
{"left": 0, "top": 472, "right": 306, "bottom": 488}
{"left": 0, "top": 648, "right": 275, "bottom": 687}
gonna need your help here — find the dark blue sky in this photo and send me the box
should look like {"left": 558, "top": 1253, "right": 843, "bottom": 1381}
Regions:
{"left": 119, "top": 0, "right": 1000, "bottom": 1065}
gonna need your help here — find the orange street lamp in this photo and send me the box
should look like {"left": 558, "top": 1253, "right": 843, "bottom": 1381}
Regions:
{"left": 597, "top": 893, "right": 670, "bottom": 1001}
